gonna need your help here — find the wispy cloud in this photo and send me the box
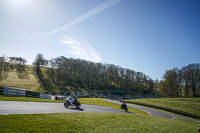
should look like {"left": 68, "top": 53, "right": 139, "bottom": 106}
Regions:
{"left": 47, "top": 0, "right": 122, "bottom": 35}
{"left": 29, "top": 0, "right": 122, "bottom": 40}
{"left": 28, "top": 0, "right": 123, "bottom": 62}
{"left": 60, "top": 33, "right": 102, "bottom": 63}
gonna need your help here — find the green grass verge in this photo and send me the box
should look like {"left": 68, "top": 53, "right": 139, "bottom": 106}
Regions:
{"left": 80, "top": 98, "right": 147, "bottom": 115}
{"left": 0, "top": 113, "right": 199, "bottom": 133}
{"left": 126, "top": 98, "right": 200, "bottom": 119}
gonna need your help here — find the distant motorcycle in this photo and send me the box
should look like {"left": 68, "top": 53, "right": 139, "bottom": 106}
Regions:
{"left": 121, "top": 102, "right": 128, "bottom": 112}
{"left": 64, "top": 96, "right": 81, "bottom": 109}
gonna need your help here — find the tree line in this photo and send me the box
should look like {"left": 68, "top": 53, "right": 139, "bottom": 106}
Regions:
{"left": 32, "top": 53, "right": 155, "bottom": 94}
{"left": 159, "top": 63, "right": 200, "bottom": 97}
{"left": 1, "top": 54, "right": 199, "bottom": 97}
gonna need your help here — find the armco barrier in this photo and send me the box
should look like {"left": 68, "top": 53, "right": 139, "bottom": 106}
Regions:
{"left": 40, "top": 93, "right": 51, "bottom": 100}
{"left": 26, "top": 90, "right": 40, "bottom": 98}
{"left": 3, "top": 87, "right": 26, "bottom": 97}
{"left": 1, "top": 87, "right": 54, "bottom": 100}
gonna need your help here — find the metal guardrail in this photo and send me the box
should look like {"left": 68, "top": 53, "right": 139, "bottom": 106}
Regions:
{"left": 1, "top": 87, "right": 160, "bottom": 100}
{"left": 40, "top": 93, "right": 52, "bottom": 100}
{"left": 26, "top": 90, "right": 40, "bottom": 98}
{"left": 3, "top": 87, "right": 26, "bottom": 97}
{"left": 1, "top": 87, "right": 54, "bottom": 100}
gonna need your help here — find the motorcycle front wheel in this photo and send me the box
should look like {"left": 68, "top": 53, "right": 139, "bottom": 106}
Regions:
{"left": 76, "top": 102, "right": 81, "bottom": 109}
{"left": 64, "top": 101, "right": 70, "bottom": 108}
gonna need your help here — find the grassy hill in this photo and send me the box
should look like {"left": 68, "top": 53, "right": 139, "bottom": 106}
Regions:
{"left": 0, "top": 62, "right": 157, "bottom": 97}
{"left": 0, "top": 66, "right": 40, "bottom": 91}
{"left": 0, "top": 65, "right": 112, "bottom": 94}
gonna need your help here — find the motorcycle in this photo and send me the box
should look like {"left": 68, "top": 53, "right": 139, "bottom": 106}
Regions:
{"left": 121, "top": 103, "right": 128, "bottom": 112}
{"left": 64, "top": 96, "right": 81, "bottom": 109}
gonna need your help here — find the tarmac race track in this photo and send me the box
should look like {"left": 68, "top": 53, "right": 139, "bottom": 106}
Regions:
{"left": 1, "top": 100, "right": 200, "bottom": 123}
{"left": 104, "top": 99, "right": 200, "bottom": 123}
{"left": 0, "top": 101, "right": 126, "bottom": 115}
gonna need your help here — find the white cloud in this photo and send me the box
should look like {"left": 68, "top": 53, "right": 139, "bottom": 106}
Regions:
{"left": 47, "top": 0, "right": 123, "bottom": 36}
{"left": 61, "top": 33, "right": 102, "bottom": 63}
{"left": 28, "top": 0, "right": 123, "bottom": 40}
{"left": 27, "top": 0, "right": 123, "bottom": 63}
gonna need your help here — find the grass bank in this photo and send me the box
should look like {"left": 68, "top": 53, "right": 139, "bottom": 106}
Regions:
{"left": 126, "top": 98, "right": 200, "bottom": 119}
{"left": 0, "top": 113, "right": 199, "bottom": 133}
{"left": 0, "top": 70, "right": 40, "bottom": 91}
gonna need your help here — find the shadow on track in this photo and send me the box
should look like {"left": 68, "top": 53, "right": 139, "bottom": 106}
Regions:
{"left": 67, "top": 107, "right": 84, "bottom": 111}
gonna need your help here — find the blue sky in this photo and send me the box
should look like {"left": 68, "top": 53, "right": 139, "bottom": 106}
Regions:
{"left": 0, "top": 0, "right": 200, "bottom": 80}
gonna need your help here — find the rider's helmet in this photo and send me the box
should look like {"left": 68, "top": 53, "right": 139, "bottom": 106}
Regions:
{"left": 71, "top": 93, "right": 75, "bottom": 96}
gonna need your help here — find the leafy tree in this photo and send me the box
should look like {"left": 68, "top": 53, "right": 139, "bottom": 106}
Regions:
{"left": 184, "top": 64, "right": 200, "bottom": 97}
{"left": 35, "top": 54, "right": 154, "bottom": 94}
{"left": 160, "top": 63, "right": 200, "bottom": 97}
{"left": 162, "top": 68, "right": 180, "bottom": 97}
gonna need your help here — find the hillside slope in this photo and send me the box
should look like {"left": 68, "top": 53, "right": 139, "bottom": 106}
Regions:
{"left": 0, "top": 67, "right": 40, "bottom": 91}
{"left": 0, "top": 66, "right": 110, "bottom": 94}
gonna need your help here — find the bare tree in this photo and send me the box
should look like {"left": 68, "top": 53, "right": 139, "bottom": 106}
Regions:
{"left": 32, "top": 53, "right": 48, "bottom": 75}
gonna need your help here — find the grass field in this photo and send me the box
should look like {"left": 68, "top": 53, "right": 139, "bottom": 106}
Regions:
{"left": 0, "top": 113, "right": 199, "bottom": 133}
{"left": 126, "top": 98, "right": 200, "bottom": 119}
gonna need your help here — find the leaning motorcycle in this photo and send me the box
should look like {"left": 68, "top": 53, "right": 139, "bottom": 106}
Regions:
{"left": 64, "top": 96, "right": 81, "bottom": 109}
{"left": 121, "top": 103, "right": 128, "bottom": 112}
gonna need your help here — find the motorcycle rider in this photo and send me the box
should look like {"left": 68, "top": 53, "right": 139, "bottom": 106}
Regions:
{"left": 121, "top": 100, "right": 127, "bottom": 109}
{"left": 64, "top": 92, "right": 81, "bottom": 109}
{"left": 121, "top": 100, "right": 126, "bottom": 105}
{"left": 69, "top": 93, "right": 77, "bottom": 105}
